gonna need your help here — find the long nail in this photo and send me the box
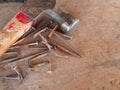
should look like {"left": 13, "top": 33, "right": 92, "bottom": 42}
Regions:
{"left": 29, "top": 53, "right": 48, "bottom": 68}
{"left": 28, "top": 41, "right": 39, "bottom": 46}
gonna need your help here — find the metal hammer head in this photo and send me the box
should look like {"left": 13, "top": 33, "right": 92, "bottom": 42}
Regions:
{"left": 34, "top": 9, "right": 80, "bottom": 35}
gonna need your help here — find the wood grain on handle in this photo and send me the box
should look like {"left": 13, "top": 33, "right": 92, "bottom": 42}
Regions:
{"left": 0, "top": 11, "right": 33, "bottom": 57}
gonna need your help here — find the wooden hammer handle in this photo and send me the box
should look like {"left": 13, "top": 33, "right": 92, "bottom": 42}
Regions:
{"left": 0, "top": 11, "right": 33, "bottom": 57}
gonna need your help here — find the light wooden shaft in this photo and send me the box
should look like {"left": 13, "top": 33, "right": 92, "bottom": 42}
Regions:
{"left": 0, "top": 13, "right": 33, "bottom": 57}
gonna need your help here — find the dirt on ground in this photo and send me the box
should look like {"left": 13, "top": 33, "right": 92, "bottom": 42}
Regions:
{"left": 0, "top": 2, "right": 23, "bottom": 29}
{"left": 0, "top": 0, "right": 120, "bottom": 90}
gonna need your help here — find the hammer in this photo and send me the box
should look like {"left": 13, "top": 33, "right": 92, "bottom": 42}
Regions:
{"left": 0, "top": 1, "right": 79, "bottom": 57}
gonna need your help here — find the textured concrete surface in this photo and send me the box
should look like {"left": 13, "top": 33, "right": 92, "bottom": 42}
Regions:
{"left": 0, "top": 0, "right": 120, "bottom": 90}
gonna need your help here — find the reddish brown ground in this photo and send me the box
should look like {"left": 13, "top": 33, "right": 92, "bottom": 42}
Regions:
{"left": 0, "top": 0, "right": 120, "bottom": 90}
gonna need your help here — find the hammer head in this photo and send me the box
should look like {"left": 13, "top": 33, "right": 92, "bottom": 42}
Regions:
{"left": 34, "top": 9, "right": 80, "bottom": 35}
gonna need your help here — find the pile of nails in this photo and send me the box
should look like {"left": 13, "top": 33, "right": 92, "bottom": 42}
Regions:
{"left": 0, "top": 10, "right": 80, "bottom": 83}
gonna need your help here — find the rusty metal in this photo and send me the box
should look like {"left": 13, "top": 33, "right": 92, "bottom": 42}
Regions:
{"left": 4, "top": 65, "right": 23, "bottom": 81}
